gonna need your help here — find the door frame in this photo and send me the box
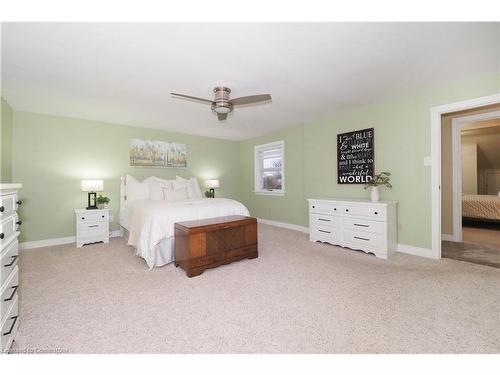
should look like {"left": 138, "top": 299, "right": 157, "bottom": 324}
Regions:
{"left": 430, "top": 93, "right": 500, "bottom": 259}
{"left": 451, "top": 110, "right": 500, "bottom": 242}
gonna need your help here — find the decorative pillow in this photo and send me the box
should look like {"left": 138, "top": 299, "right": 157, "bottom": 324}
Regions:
{"left": 172, "top": 178, "right": 196, "bottom": 199}
{"left": 163, "top": 186, "right": 188, "bottom": 202}
{"left": 125, "top": 175, "right": 150, "bottom": 203}
{"left": 175, "top": 176, "right": 203, "bottom": 199}
{"left": 147, "top": 177, "right": 174, "bottom": 200}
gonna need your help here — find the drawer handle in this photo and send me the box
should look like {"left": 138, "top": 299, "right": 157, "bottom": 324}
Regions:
{"left": 0, "top": 233, "right": 4, "bottom": 239}
{"left": 81, "top": 217, "right": 85, "bottom": 220}
{"left": 318, "top": 218, "right": 331, "bottom": 222}
{"left": 354, "top": 223, "right": 369, "bottom": 227}
{"left": 16, "top": 220, "right": 22, "bottom": 226}
{"left": 16, "top": 200, "right": 22, "bottom": 205}
{"left": 3, "top": 285, "right": 18, "bottom": 302}
{"left": 345, "top": 209, "right": 349, "bottom": 212}
{"left": 2, "top": 316, "right": 18, "bottom": 336}
{"left": 102, "top": 215, "right": 105, "bottom": 218}
{"left": 334, "top": 208, "right": 337, "bottom": 211}
{"left": 374, "top": 212, "right": 378, "bottom": 215}
{"left": 0, "top": 206, "right": 4, "bottom": 212}
{"left": 4, "top": 255, "right": 18, "bottom": 267}
{"left": 354, "top": 236, "right": 369, "bottom": 241}
{"left": 318, "top": 229, "right": 331, "bottom": 234}
{"left": 88, "top": 225, "right": 99, "bottom": 228}
{"left": 312, "top": 205, "right": 315, "bottom": 208}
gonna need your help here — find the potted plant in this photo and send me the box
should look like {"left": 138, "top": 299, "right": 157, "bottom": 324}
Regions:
{"left": 96, "top": 194, "right": 110, "bottom": 209}
{"left": 364, "top": 172, "right": 392, "bottom": 202}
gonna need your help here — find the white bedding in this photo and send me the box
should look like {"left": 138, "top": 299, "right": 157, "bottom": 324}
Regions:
{"left": 124, "top": 198, "right": 250, "bottom": 268}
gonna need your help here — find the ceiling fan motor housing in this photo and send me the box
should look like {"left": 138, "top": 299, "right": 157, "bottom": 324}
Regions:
{"left": 212, "top": 86, "right": 233, "bottom": 114}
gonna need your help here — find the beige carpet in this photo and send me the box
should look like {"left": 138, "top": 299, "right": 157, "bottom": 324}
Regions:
{"left": 12, "top": 224, "right": 500, "bottom": 354}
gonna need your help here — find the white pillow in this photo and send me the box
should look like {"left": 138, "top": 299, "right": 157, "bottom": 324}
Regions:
{"left": 163, "top": 186, "right": 188, "bottom": 202}
{"left": 147, "top": 177, "right": 174, "bottom": 200}
{"left": 125, "top": 175, "right": 150, "bottom": 203}
{"left": 175, "top": 176, "right": 203, "bottom": 199}
{"left": 172, "top": 178, "right": 196, "bottom": 199}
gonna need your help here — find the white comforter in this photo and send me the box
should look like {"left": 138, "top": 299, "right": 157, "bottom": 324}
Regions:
{"left": 126, "top": 198, "right": 250, "bottom": 268}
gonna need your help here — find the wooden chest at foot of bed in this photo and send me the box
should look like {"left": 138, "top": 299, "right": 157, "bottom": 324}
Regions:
{"left": 174, "top": 215, "right": 258, "bottom": 277}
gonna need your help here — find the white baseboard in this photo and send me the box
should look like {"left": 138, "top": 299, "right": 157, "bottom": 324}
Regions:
{"left": 441, "top": 234, "right": 454, "bottom": 241}
{"left": 257, "top": 218, "right": 309, "bottom": 233}
{"left": 19, "top": 230, "right": 121, "bottom": 250}
{"left": 258, "top": 218, "right": 437, "bottom": 260}
{"left": 396, "top": 243, "right": 437, "bottom": 259}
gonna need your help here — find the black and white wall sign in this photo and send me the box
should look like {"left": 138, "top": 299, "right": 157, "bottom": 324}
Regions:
{"left": 337, "top": 128, "right": 374, "bottom": 184}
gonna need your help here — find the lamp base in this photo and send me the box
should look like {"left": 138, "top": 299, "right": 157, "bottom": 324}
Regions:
{"left": 87, "top": 192, "right": 98, "bottom": 209}
{"left": 209, "top": 188, "right": 215, "bottom": 198}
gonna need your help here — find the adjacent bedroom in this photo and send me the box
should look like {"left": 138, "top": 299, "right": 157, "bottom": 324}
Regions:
{"left": 0, "top": 21, "right": 499, "bottom": 357}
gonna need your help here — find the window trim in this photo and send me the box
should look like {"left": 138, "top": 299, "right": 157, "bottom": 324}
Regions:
{"left": 254, "top": 140, "right": 285, "bottom": 196}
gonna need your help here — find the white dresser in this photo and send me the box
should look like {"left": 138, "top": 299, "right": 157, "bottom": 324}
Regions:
{"left": 75, "top": 208, "right": 110, "bottom": 247}
{"left": 308, "top": 197, "right": 397, "bottom": 259}
{"left": 0, "top": 183, "right": 22, "bottom": 353}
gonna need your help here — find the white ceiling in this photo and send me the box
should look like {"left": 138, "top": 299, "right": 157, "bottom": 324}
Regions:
{"left": 2, "top": 23, "right": 499, "bottom": 140}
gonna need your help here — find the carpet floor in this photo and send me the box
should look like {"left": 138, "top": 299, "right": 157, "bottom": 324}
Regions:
{"left": 12, "top": 224, "right": 500, "bottom": 354}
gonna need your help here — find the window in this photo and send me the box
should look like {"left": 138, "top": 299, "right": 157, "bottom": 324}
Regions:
{"left": 254, "top": 140, "right": 285, "bottom": 195}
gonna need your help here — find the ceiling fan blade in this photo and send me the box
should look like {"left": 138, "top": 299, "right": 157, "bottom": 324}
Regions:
{"left": 171, "top": 93, "right": 214, "bottom": 104}
{"left": 217, "top": 112, "right": 228, "bottom": 121}
{"left": 230, "top": 94, "right": 272, "bottom": 106}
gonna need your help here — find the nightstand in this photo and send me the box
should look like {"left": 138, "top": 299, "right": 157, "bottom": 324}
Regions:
{"left": 74, "top": 208, "right": 111, "bottom": 247}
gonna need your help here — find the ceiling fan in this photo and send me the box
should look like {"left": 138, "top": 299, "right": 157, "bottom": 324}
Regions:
{"left": 171, "top": 87, "right": 272, "bottom": 121}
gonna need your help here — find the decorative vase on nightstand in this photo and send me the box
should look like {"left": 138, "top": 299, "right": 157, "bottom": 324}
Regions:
{"left": 370, "top": 186, "right": 380, "bottom": 202}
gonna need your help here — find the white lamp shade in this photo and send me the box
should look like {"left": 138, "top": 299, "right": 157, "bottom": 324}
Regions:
{"left": 205, "top": 179, "right": 220, "bottom": 189}
{"left": 81, "top": 179, "right": 104, "bottom": 192}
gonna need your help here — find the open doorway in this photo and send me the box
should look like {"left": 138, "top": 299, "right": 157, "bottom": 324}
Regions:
{"left": 441, "top": 105, "right": 500, "bottom": 268}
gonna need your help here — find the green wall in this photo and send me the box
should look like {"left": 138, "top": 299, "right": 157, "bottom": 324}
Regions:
{"left": 240, "top": 73, "right": 500, "bottom": 250}
{"left": 1, "top": 98, "right": 14, "bottom": 183}
{"left": 7, "top": 72, "right": 500, "bottom": 248}
{"left": 12, "top": 111, "right": 241, "bottom": 242}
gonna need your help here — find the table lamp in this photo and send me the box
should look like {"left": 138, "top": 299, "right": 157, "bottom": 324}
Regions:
{"left": 205, "top": 179, "right": 219, "bottom": 198}
{"left": 81, "top": 179, "right": 103, "bottom": 209}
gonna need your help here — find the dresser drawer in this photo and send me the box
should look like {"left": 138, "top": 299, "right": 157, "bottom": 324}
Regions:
{"left": 343, "top": 217, "right": 386, "bottom": 234}
{"left": 310, "top": 225, "right": 342, "bottom": 243}
{"left": 0, "top": 193, "right": 19, "bottom": 218}
{"left": 342, "top": 205, "right": 386, "bottom": 220}
{"left": 310, "top": 213, "right": 342, "bottom": 228}
{"left": 77, "top": 211, "right": 109, "bottom": 223}
{"left": 0, "top": 214, "right": 19, "bottom": 244}
{"left": 78, "top": 221, "right": 108, "bottom": 237}
{"left": 309, "top": 202, "right": 343, "bottom": 216}
{"left": 342, "top": 229, "right": 385, "bottom": 249}
{"left": 1, "top": 266, "right": 18, "bottom": 323}
{"left": 1, "top": 294, "right": 18, "bottom": 353}
{"left": 1, "top": 239, "right": 18, "bottom": 285}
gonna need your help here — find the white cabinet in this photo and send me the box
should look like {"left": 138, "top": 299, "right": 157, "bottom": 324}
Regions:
{"left": 75, "top": 208, "right": 110, "bottom": 247}
{"left": 308, "top": 198, "right": 397, "bottom": 259}
{"left": 0, "top": 183, "right": 22, "bottom": 354}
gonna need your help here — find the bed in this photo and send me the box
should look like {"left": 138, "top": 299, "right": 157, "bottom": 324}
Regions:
{"left": 462, "top": 194, "right": 500, "bottom": 224}
{"left": 119, "top": 176, "right": 250, "bottom": 268}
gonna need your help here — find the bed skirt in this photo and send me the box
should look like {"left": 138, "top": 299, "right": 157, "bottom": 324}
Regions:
{"left": 121, "top": 226, "right": 175, "bottom": 267}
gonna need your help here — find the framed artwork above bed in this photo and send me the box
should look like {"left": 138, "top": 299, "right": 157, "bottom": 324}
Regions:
{"left": 129, "top": 138, "right": 187, "bottom": 168}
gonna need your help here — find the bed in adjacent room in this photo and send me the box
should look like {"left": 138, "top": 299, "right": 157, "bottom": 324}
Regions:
{"left": 119, "top": 175, "right": 250, "bottom": 268}
{"left": 462, "top": 194, "right": 500, "bottom": 224}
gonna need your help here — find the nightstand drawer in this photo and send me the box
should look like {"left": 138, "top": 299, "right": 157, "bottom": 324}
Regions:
{"left": 1, "top": 294, "right": 18, "bottom": 353}
{"left": 78, "top": 222, "right": 108, "bottom": 237}
{"left": 77, "top": 211, "right": 109, "bottom": 223}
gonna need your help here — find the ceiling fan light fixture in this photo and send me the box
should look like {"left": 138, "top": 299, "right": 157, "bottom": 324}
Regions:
{"left": 212, "top": 104, "right": 232, "bottom": 114}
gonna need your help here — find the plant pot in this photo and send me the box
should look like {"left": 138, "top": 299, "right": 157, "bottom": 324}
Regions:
{"left": 97, "top": 203, "right": 107, "bottom": 209}
{"left": 370, "top": 186, "right": 380, "bottom": 202}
